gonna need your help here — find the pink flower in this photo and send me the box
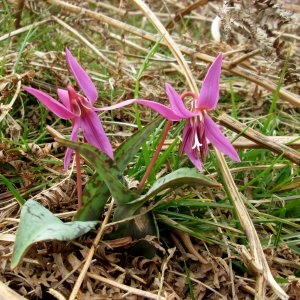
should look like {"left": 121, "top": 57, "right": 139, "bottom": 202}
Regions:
{"left": 98, "top": 53, "right": 240, "bottom": 171}
{"left": 24, "top": 48, "right": 113, "bottom": 169}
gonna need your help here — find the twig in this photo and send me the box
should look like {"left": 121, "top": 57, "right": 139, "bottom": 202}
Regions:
{"left": 0, "top": 75, "right": 21, "bottom": 123}
{"left": 15, "top": 0, "right": 25, "bottom": 29}
{"left": 228, "top": 49, "right": 260, "bottom": 68}
{"left": 174, "top": 230, "right": 208, "bottom": 264}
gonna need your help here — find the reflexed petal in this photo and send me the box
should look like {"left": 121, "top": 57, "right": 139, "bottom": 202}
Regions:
{"left": 64, "top": 148, "right": 73, "bottom": 170}
{"left": 98, "top": 99, "right": 185, "bottom": 121}
{"left": 80, "top": 110, "right": 114, "bottom": 159}
{"left": 197, "top": 53, "right": 223, "bottom": 110}
{"left": 181, "top": 122, "right": 203, "bottom": 171}
{"left": 65, "top": 48, "right": 98, "bottom": 104}
{"left": 57, "top": 88, "right": 70, "bottom": 110}
{"left": 64, "top": 119, "right": 81, "bottom": 169}
{"left": 165, "top": 83, "right": 196, "bottom": 118}
{"left": 23, "top": 86, "right": 75, "bottom": 119}
{"left": 184, "top": 147, "right": 203, "bottom": 171}
{"left": 204, "top": 114, "right": 240, "bottom": 161}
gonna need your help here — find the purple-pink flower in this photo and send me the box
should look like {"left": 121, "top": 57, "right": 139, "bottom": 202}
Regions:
{"left": 98, "top": 53, "right": 240, "bottom": 171}
{"left": 24, "top": 48, "right": 113, "bottom": 169}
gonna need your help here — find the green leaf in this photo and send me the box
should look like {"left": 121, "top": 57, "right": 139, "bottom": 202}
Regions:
{"left": 56, "top": 139, "right": 138, "bottom": 205}
{"left": 11, "top": 200, "right": 97, "bottom": 268}
{"left": 128, "top": 167, "right": 221, "bottom": 207}
{"left": 145, "top": 167, "right": 221, "bottom": 199}
{"left": 108, "top": 168, "right": 221, "bottom": 238}
{"left": 74, "top": 117, "right": 163, "bottom": 221}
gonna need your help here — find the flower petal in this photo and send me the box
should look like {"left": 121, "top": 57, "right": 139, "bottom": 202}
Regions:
{"left": 65, "top": 48, "right": 98, "bottom": 104}
{"left": 197, "top": 53, "right": 223, "bottom": 110}
{"left": 204, "top": 114, "right": 240, "bottom": 161}
{"left": 181, "top": 123, "right": 203, "bottom": 171}
{"left": 165, "top": 83, "right": 196, "bottom": 118}
{"left": 57, "top": 88, "right": 70, "bottom": 110}
{"left": 80, "top": 110, "right": 114, "bottom": 159}
{"left": 98, "top": 99, "right": 185, "bottom": 121}
{"left": 23, "top": 86, "right": 75, "bottom": 119}
{"left": 64, "top": 119, "right": 81, "bottom": 169}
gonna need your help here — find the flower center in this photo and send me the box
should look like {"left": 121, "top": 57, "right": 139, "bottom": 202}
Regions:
{"left": 67, "top": 86, "right": 92, "bottom": 117}
{"left": 180, "top": 91, "right": 209, "bottom": 163}
{"left": 191, "top": 112, "right": 208, "bottom": 162}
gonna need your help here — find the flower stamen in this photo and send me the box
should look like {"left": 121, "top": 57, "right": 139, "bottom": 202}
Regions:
{"left": 192, "top": 133, "right": 202, "bottom": 151}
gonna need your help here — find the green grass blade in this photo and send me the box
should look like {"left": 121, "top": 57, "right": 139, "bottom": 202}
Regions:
{"left": 0, "top": 174, "right": 25, "bottom": 205}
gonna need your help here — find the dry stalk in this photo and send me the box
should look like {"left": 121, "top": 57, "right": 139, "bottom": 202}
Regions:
{"left": 0, "top": 19, "right": 50, "bottom": 42}
{"left": 231, "top": 136, "right": 300, "bottom": 149}
{"left": 87, "top": 272, "right": 167, "bottom": 299}
{"left": 219, "top": 113, "right": 300, "bottom": 165}
{"left": 45, "top": 0, "right": 300, "bottom": 107}
{"left": 215, "top": 149, "right": 288, "bottom": 300}
{"left": 165, "top": 0, "right": 208, "bottom": 29}
{"left": 68, "top": 199, "right": 114, "bottom": 300}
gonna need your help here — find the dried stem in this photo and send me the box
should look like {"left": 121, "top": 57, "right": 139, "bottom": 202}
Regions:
{"left": 215, "top": 149, "right": 288, "bottom": 300}
{"left": 69, "top": 199, "right": 114, "bottom": 300}
{"left": 219, "top": 113, "right": 300, "bottom": 165}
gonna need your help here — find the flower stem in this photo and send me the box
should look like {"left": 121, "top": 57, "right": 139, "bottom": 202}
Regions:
{"left": 75, "top": 151, "right": 83, "bottom": 208}
{"left": 137, "top": 120, "right": 172, "bottom": 194}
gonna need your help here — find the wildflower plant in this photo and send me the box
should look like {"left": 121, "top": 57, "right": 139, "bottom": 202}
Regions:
{"left": 98, "top": 53, "right": 240, "bottom": 171}
{"left": 13, "top": 50, "right": 239, "bottom": 267}
{"left": 23, "top": 48, "right": 113, "bottom": 169}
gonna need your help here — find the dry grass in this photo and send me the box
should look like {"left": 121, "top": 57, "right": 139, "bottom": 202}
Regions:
{"left": 1, "top": 0, "right": 300, "bottom": 299}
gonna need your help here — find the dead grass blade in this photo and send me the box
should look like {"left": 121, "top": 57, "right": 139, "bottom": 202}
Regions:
{"left": 219, "top": 113, "right": 300, "bottom": 165}
{"left": 215, "top": 149, "right": 289, "bottom": 300}
{"left": 87, "top": 272, "right": 167, "bottom": 300}
{"left": 0, "top": 281, "right": 27, "bottom": 300}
